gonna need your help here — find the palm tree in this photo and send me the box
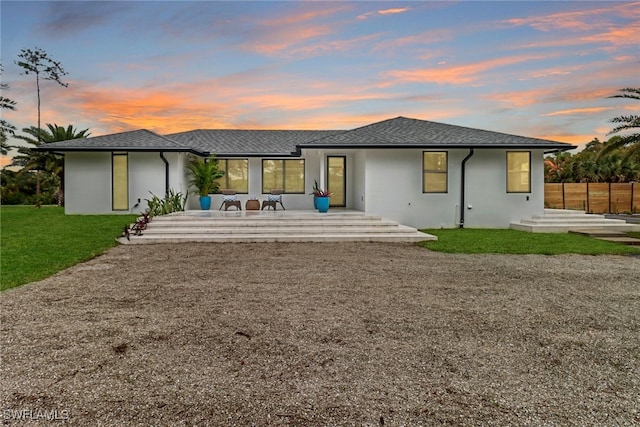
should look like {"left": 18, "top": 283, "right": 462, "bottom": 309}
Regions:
{"left": 601, "top": 88, "right": 640, "bottom": 157}
{"left": 0, "top": 64, "right": 17, "bottom": 155}
{"left": 544, "top": 152, "right": 573, "bottom": 182}
{"left": 12, "top": 124, "right": 90, "bottom": 205}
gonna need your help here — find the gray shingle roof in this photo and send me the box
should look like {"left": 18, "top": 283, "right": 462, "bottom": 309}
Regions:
{"left": 37, "top": 116, "right": 574, "bottom": 155}
{"left": 38, "top": 129, "right": 207, "bottom": 154}
{"left": 300, "top": 117, "right": 574, "bottom": 151}
{"left": 166, "top": 129, "right": 340, "bottom": 157}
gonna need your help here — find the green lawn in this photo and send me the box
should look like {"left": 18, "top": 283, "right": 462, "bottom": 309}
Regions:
{"left": 420, "top": 228, "right": 640, "bottom": 255}
{"left": 1, "top": 206, "right": 136, "bottom": 291}
{"left": 2, "top": 207, "right": 637, "bottom": 291}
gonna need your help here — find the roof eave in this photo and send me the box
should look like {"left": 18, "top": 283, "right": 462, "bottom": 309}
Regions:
{"left": 300, "top": 143, "right": 576, "bottom": 151}
{"left": 35, "top": 146, "right": 209, "bottom": 156}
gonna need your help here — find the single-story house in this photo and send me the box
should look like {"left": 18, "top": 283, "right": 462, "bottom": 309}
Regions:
{"left": 38, "top": 116, "right": 574, "bottom": 228}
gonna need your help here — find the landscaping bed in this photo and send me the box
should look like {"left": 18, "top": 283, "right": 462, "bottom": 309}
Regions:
{"left": 1, "top": 243, "right": 638, "bottom": 425}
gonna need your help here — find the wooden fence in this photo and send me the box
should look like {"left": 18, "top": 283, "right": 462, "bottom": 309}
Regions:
{"left": 544, "top": 183, "right": 640, "bottom": 214}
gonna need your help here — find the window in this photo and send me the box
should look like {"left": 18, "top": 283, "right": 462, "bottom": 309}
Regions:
{"left": 423, "top": 152, "right": 448, "bottom": 193}
{"left": 507, "top": 151, "right": 530, "bottom": 193}
{"left": 262, "top": 159, "right": 305, "bottom": 193}
{"left": 217, "top": 159, "right": 248, "bottom": 193}
{"left": 112, "top": 153, "right": 128, "bottom": 210}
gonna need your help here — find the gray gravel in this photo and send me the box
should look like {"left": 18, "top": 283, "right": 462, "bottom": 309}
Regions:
{"left": 1, "top": 242, "right": 639, "bottom": 426}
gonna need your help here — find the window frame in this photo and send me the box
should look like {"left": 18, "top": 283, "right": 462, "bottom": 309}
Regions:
{"left": 261, "top": 159, "right": 306, "bottom": 194}
{"left": 506, "top": 151, "right": 531, "bottom": 193}
{"left": 423, "top": 151, "right": 448, "bottom": 193}
{"left": 216, "top": 158, "right": 249, "bottom": 194}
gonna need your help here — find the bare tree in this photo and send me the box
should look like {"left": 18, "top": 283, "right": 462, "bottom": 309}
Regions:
{"left": 14, "top": 48, "right": 68, "bottom": 201}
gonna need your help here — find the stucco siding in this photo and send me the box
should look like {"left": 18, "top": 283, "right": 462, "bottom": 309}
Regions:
{"left": 362, "top": 148, "right": 545, "bottom": 229}
{"left": 65, "top": 152, "right": 187, "bottom": 214}
{"left": 64, "top": 153, "right": 113, "bottom": 214}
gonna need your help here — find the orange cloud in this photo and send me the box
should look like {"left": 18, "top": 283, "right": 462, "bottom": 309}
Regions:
{"left": 242, "top": 4, "right": 352, "bottom": 57}
{"left": 0, "top": 155, "right": 12, "bottom": 168}
{"left": 502, "top": 2, "right": 640, "bottom": 32}
{"left": 384, "top": 54, "right": 546, "bottom": 86}
{"left": 485, "top": 85, "right": 626, "bottom": 109}
{"left": 536, "top": 133, "right": 599, "bottom": 146}
{"left": 503, "top": 3, "right": 640, "bottom": 51}
{"left": 372, "top": 28, "right": 452, "bottom": 54}
{"left": 358, "top": 7, "right": 410, "bottom": 20}
{"left": 378, "top": 8, "right": 410, "bottom": 15}
{"left": 542, "top": 107, "right": 612, "bottom": 117}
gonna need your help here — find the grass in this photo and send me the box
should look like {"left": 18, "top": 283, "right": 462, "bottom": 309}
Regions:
{"left": 1, "top": 206, "right": 136, "bottom": 291}
{"left": 2, "top": 207, "right": 637, "bottom": 290}
{"left": 420, "top": 227, "right": 640, "bottom": 255}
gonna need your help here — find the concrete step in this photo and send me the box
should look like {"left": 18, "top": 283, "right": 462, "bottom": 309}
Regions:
{"left": 121, "top": 232, "right": 432, "bottom": 244}
{"left": 595, "top": 237, "right": 640, "bottom": 246}
{"left": 139, "top": 225, "right": 420, "bottom": 235}
{"left": 120, "top": 210, "right": 436, "bottom": 244}
{"left": 145, "top": 219, "right": 399, "bottom": 228}
{"left": 511, "top": 209, "right": 640, "bottom": 233}
{"left": 568, "top": 229, "right": 629, "bottom": 238}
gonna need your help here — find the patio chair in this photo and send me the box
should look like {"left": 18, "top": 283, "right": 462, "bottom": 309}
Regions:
{"left": 261, "top": 189, "right": 286, "bottom": 210}
{"left": 219, "top": 189, "right": 241, "bottom": 211}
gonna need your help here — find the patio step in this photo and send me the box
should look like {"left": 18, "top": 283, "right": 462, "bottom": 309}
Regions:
{"left": 510, "top": 209, "right": 640, "bottom": 233}
{"left": 119, "top": 210, "right": 436, "bottom": 244}
{"left": 568, "top": 229, "right": 640, "bottom": 246}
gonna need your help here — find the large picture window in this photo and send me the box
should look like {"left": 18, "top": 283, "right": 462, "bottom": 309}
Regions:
{"left": 217, "top": 159, "right": 248, "bottom": 193}
{"left": 507, "top": 151, "right": 531, "bottom": 193}
{"left": 423, "top": 151, "right": 448, "bottom": 193}
{"left": 112, "top": 153, "right": 128, "bottom": 210}
{"left": 262, "top": 159, "right": 305, "bottom": 193}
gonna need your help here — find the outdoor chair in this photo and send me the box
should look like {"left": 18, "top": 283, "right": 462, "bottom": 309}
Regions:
{"left": 261, "top": 189, "right": 286, "bottom": 210}
{"left": 219, "top": 189, "right": 241, "bottom": 211}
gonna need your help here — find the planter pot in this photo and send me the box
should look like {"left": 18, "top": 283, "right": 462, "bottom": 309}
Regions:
{"left": 313, "top": 195, "right": 318, "bottom": 209}
{"left": 316, "top": 196, "right": 330, "bottom": 213}
{"left": 199, "top": 195, "right": 212, "bottom": 210}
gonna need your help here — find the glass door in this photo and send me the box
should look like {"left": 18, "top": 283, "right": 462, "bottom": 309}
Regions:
{"left": 327, "top": 156, "right": 346, "bottom": 207}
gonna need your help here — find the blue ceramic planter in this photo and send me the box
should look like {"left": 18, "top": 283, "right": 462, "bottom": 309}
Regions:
{"left": 316, "top": 196, "right": 330, "bottom": 213}
{"left": 199, "top": 195, "right": 212, "bottom": 210}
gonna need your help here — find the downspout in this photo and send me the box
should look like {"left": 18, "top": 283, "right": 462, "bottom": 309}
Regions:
{"left": 159, "top": 152, "right": 169, "bottom": 196}
{"left": 459, "top": 148, "right": 475, "bottom": 228}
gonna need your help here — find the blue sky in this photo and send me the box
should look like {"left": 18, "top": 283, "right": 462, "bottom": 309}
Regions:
{"left": 1, "top": 1, "right": 638, "bottom": 165}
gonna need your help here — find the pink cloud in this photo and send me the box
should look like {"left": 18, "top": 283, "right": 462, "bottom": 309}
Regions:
{"left": 384, "top": 54, "right": 547, "bottom": 86}
{"left": 358, "top": 7, "right": 411, "bottom": 20}
{"left": 542, "top": 107, "right": 613, "bottom": 117}
{"left": 242, "top": 4, "right": 353, "bottom": 57}
{"left": 502, "top": 2, "right": 639, "bottom": 32}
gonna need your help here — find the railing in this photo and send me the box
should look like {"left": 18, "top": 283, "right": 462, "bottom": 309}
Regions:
{"left": 544, "top": 183, "right": 640, "bottom": 214}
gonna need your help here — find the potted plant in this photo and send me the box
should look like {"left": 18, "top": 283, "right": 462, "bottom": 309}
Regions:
{"left": 188, "top": 155, "right": 225, "bottom": 210}
{"left": 311, "top": 182, "right": 332, "bottom": 213}
{"left": 310, "top": 180, "right": 321, "bottom": 209}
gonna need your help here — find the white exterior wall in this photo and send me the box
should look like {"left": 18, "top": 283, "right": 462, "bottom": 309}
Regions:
{"left": 65, "top": 151, "right": 188, "bottom": 214}
{"left": 65, "top": 152, "right": 113, "bottom": 214}
{"left": 64, "top": 148, "right": 545, "bottom": 227}
{"left": 363, "top": 148, "right": 545, "bottom": 229}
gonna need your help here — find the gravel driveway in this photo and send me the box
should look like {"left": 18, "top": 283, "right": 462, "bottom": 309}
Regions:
{"left": 1, "top": 243, "right": 639, "bottom": 426}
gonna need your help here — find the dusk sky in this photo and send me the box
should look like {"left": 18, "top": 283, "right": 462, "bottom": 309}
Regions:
{"left": 1, "top": 1, "right": 639, "bottom": 167}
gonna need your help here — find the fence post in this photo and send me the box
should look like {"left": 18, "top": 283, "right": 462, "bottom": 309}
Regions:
{"left": 562, "top": 183, "right": 565, "bottom": 209}
{"left": 586, "top": 182, "right": 590, "bottom": 213}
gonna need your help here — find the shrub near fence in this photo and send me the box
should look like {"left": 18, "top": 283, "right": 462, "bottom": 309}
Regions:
{"left": 544, "top": 182, "right": 640, "bottom": 214}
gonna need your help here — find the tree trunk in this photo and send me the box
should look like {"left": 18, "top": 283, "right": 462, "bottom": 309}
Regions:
{"left": 35, "top": 72, "right": 41, "bottom": 206}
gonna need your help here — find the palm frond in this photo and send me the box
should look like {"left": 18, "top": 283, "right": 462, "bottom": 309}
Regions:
{"left": 608, "top": 88, "right": 640, "bottom": 100}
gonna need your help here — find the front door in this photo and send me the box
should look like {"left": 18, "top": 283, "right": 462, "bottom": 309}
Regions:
{"left": 327, "top": 156, "right": 346, "bottom": 207}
